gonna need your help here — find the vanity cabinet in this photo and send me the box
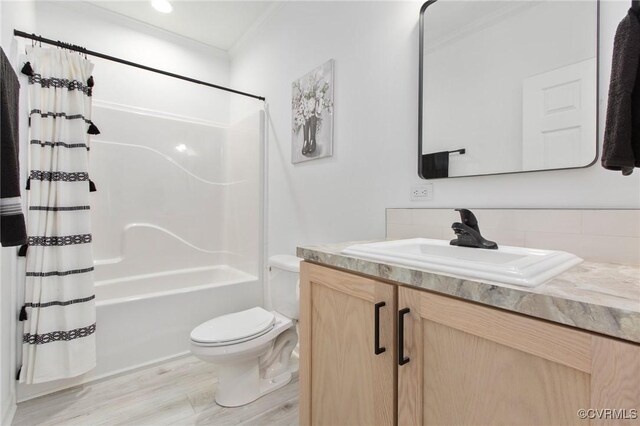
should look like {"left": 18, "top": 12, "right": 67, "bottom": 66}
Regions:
{"left": 300, "top": 262, "right": 640, "bottom": 426}
{"left": 299, "top": 262, "right": 396, "bottom": 426}
{"left": 398, "top": 287, "right": 640, "bottom": 425}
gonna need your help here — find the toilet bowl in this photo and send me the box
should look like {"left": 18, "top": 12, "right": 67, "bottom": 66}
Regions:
{"left": 189, "top": 255, "right": 302, "bottom": 407}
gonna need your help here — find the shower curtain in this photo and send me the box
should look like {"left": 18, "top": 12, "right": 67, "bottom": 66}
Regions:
{"left": 20, "top": 47, "right": 97, "bottom": 384}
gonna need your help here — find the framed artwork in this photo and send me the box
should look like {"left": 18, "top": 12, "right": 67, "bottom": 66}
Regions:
{"left": 291, "top": 59, "right": 334, "bottom": 163}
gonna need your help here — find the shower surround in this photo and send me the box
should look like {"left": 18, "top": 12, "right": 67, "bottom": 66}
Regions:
{"left": 18, "top": 95, "right": 265, "bottom": 401}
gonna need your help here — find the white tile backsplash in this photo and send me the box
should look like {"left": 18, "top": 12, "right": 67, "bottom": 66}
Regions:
{"left": 524, "top": 231, "right": 584, "bottom": 253}
{"left": 581, "top": 210, "right": 640, "bottom": 238}
{"left": 386, "top": 209, "right": 640, "bottom": 266}
{"left": 410, "top": 208, "right": 454, "bottom": 226}
{"left": 515, "top": 210, "right": 583, "bottom": 234}
{"left": 386, "top": 208, "right": 412, "bottom": 225}
{"left": 480, "top": 228, "right": 526, "bottom": 247}
{"left": 473, "top": 210, "right": 519, "bottom": 231}
{"left": 578, "top": 234, "right": 640, "bottom": 266}
{"left": 386, "top": 223, "right": 422, "bottom": 239}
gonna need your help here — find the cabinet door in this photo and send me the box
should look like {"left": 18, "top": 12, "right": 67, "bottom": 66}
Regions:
{"left": 397, "top": 287, "right": 640, "bottom": 426}
{"left": 300, "top": 262, "right": 396, "bottom": 426}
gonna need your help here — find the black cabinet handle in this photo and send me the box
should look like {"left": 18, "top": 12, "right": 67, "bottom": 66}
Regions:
{"left": 374, "top": 302, "right": 386, "bottom": 355}
{"left": 398, "top": 308, "right": 410, "bottom": 365}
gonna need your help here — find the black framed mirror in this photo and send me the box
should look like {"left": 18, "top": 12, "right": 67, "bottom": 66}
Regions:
{"left": 419, "top": 0, "right": 599, "bottom": 179}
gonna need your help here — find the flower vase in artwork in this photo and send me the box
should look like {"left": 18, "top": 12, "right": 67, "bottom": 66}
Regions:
{"left": 302, "top": 115, "right": 318, "bottom": 156}
{"left": 292, "top": 67, "right": 333, "bottom": 162}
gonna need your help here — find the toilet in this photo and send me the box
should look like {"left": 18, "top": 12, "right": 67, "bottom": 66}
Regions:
{"left": 190, "top": 255, "right": 301, "bottom": 407}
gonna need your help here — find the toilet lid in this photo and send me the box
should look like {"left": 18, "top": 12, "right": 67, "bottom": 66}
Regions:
{"left": 190, "top": 307, "right": 276, "bottom": 344}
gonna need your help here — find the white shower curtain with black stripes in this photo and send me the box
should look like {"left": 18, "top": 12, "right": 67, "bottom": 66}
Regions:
{"left": 20, "top": 47, "right": 96, "bottom": 384}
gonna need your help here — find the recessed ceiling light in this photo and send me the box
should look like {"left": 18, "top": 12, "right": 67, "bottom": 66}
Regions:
{"left": 150, "top": 0, "right": 173, "bottom": 14}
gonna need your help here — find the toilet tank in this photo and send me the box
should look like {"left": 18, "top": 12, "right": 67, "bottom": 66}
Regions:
{"left": 267, "top": 255, "right": 302, "bottom": 320}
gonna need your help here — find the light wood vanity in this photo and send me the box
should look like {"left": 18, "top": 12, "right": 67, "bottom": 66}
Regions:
{"left": 299, "top": 261, "right": 640, "bottom": 426}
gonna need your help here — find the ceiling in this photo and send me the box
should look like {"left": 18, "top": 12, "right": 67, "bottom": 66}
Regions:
{"left": 87, "top": 1, "right": 275, "bottom": 51}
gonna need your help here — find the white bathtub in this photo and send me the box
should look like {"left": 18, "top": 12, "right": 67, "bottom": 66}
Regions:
{"left": 17, "top": 265, "right": 262, "bottom": 401}
{"left": 95, "top": 265, "right": 257, "bottom": 304}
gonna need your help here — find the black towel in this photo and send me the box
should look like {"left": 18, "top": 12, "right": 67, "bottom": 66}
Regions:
{"left": 421, "top": 151, "right": 449, "bottom": 179}
{"left": 1, "top": 48, "right": 27, "bottom": 247}
{"left": 602, "top": 9, "right": 640, "bottom": 175}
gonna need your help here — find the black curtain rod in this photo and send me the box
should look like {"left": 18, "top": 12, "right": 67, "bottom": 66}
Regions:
{"left": 13, "top": 30, "right": 266, "bottom": 101}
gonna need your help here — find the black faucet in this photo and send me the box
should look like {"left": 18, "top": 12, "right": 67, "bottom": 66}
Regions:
{"left": 450, "top": 209, "right": 498, "bottom": 250}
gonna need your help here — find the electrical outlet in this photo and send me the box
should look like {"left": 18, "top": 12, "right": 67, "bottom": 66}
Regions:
{"left": 411, "top": 184, "right": 433, "bottom": 201}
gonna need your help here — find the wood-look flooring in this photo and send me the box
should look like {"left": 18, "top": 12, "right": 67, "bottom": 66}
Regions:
{"left": 13, "top": 356, "right": 299, "bottom": 426}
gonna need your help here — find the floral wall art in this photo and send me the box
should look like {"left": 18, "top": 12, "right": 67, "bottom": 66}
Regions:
{"left": 291, "top": 60, "right": 334, "bottom": 163}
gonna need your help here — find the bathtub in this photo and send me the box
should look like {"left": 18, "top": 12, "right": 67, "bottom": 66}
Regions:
{"left": 17, "top": 265, "right": 262, "bottom": 402}
{"left": 95, "top": 265, "right": 257, "bottom": 304}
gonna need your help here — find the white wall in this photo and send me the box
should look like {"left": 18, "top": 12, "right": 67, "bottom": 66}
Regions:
{"left": 229, "top": 0, "right": 640, "bottom": 259}
{"left": 0, "top": 1, "right": 37, "bottom": 422}
{"left": 0, "top": 250, "right": 17, "bottom": 424}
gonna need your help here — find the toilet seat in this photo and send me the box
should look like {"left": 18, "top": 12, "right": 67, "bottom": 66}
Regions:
{"left": 191, "top": 311, "right": 293, "bottom": 356}
{"left": 191, "top": 307, "right": 276, "bottom": 346}
{"left": 191, "top": 324, "right": 275, "bottom": 347}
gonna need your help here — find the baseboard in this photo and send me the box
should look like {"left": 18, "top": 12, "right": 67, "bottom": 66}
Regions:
{"left": 1, "top": 392, "right": 17, "bottom": 426}
{"left": 17, "top": 351, "right": 190, "bottom": 403}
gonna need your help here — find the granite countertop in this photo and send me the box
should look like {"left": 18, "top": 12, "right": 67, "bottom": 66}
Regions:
{"left": 297, "top": 241, "right": 640, "bottom": 344}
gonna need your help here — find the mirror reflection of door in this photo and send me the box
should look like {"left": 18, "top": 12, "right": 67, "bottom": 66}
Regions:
{"left": 419, "top": 1, "right": 599, "bottom": 179}
{"left": 522, "top": 58, "right": 597, "bottom": 170}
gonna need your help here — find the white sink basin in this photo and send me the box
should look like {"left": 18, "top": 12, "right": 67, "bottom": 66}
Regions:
{"left": 341, "top": 238, "right": 582, "bottom": 287}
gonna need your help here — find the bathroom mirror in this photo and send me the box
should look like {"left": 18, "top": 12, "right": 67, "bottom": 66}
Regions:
{"left": 419, "top": 0, "right": 599, "bottom": 179}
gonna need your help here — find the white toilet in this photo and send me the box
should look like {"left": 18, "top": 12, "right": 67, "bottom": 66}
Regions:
{"left": 190, "top": 255, "right": 301, "bottom": 407}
